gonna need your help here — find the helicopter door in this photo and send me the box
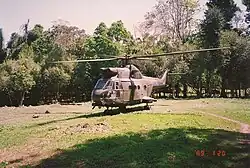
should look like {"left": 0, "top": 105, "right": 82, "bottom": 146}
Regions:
{"left": 133, "top": 82, "right": 142, "bottom": 100}
{"left": 115, "top": 81, "right": 122, "bottom": 98}
{"left": 121, "top": 81, "right": 131, "bottom": 102}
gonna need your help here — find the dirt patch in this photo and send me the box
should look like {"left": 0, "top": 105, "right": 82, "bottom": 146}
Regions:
{"left": 0, "top": 138, "right": 58, "bottom": 168}
{"left": 0, "top": 103, "right": 94, "bottom": 125}
{"left": 65, "top": 122, "right": 111, "bottom": 134}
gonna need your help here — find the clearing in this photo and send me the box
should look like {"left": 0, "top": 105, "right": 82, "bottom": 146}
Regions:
{"left": 0, "top": 98, "right": 249, "bottom": 168}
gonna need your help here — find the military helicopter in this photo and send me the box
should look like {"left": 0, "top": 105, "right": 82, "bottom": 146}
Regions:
{"left": 53, "top": 47, "right": 230, "bottom": 112}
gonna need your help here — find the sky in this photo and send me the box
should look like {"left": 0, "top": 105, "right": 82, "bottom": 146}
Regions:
{"left": 0, "top": 0, "right": 246, "bottom": 43}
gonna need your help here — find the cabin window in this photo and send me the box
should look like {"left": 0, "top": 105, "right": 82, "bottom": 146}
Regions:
{"left": 144, "top": 85, "right": 147, "bottom": 90}
{"left": 115, "top": 82, "right": 119, "bottom": 89}
{"left": 138, "top": 85, "right": 140, "bottom": 90}
{"left": 122, "top": 82, "right": 131, "bottom": 90}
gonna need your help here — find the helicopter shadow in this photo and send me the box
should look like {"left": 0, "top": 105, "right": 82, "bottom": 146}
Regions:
{"left": 28, "top": 106, "right": 150, "bottom": 128}
{"left": 83, "top": 106, "right": 150, "bottom": 118}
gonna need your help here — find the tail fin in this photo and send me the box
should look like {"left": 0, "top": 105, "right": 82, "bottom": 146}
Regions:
{"left": 160, "top": 70, "right": 168, "bottom": 85}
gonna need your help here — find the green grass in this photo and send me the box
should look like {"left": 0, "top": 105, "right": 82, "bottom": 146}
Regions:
{"left": 34, "top": 128, "right": 250, "bottom": 168}
{"left": 0, "top": 113, "right": 240, "bottom": 150}
{"left": 0, "top": 99, "right": 250, "bottom": 168}
{"left": 191, "top": 98, "right": 250, "bottom": 124}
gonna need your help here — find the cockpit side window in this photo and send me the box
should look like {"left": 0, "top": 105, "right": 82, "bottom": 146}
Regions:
{"left": 104, "top": 81, "right": 113, "bottom": 89}
{"left": 131, "top": 70, "right": 142, "bottom": 79}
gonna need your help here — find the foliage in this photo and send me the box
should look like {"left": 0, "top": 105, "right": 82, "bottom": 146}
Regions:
{"left": 220, "top": 30, "right": 250, "bottom": 90}
{"left": 0, "top": 56, "right": 40, "bottom": 106}
{"left": 0, "top": 1, "right": 250, "bottom": 106}
{"left": 200, "top": 7, "right": 225, "bottom": 48}
{"left": 197, "top": 6, "right": 225, "bottom": 96}
{"left": 206, "top": 0, "right": 240, "bottom": 29}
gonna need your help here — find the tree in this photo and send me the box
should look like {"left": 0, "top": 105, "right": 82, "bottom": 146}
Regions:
{"left": 142, "top": 0, "right": 199, "bottom": 44}
{"left": 130, "top": 34, "right": 164, "bottom": 77}
{"left": 0, "top": 28, "right": 6, "bottom": 63}
{"left": 107, "top": 20, "right": 133, "bottom": 43}
{"left": 31, "top": 30, "right": 55, "bottom": 64}
{"left": 220, "top": 30, "right": 250, "bottom": 97}
{"left": 0, "top": 52, "right": 40, "bottom": 106}
{"left": 71, "top": 22, "right": 127, "bottom": 101}
{"left": 94, "top": 22, "right": 108, "bottom": 36}
{"left": 49, "top": 20, "right": 86, "bottom": 50}
{"left": 41, "top": 44, "right": 76, "bottom": 103}
{"left": 27, "top": 24, "right": 44, "bottom": 44}
{"left": 199, "top": 6, "right": 225, "bottom": 96}
{"left": 5, "top": 20, "right": 32, "bottom": 60}
{"left": 6, "top": 32, "right": 24, "bottom": 59}
{"left": 206, "top": 0, "right": 240, "bottom": 29}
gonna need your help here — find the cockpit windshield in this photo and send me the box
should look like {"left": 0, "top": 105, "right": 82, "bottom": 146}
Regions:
{"left": 95, "top": 79, "right": 107, "bottom": 89}
{"left": 94, "top": 79, "right": 113, "bottom": 89}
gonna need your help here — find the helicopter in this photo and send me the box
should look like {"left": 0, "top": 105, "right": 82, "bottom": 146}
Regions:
{"left": 53, "top": 47, "right": 230, "bottom": 112}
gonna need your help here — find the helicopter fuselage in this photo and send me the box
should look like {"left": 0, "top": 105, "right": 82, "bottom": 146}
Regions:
{"left": 91, "top": 78, "right": 152, "bottom": 107}
{"left": 91, "top": 65, "right": 168, "bottom": 109}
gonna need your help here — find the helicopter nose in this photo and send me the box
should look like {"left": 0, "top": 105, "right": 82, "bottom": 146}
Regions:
{"left": 92, "top": 89, "right": 109, "bottom": 100}
{"left": 93, "top": 89, "right": 106, "bottom": 96}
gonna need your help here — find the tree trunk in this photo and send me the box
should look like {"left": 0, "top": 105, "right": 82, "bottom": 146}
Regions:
{"left": 7, "top": 92, "right": 13, "bottom": 106}
{"left": 220, "top": 78, "right": 227, "bottom": 98}
{"left": 245, "top": 89, "right": 248, "bottom": 98}
{"left": 206, "top": 72, "right": 211, "bottom": 97}
{"left": 197, "top": 77, "right": 202, "bottom": 98}
{"left": 19, "top": 91, "right": 25, "bottom": 106}
{"left": 235, "top": 89, "right": 238, "bottom": 98}
{"left": 175, "top": 83, "right": 179, "bottom": 98}
{"left": 238, "top": 83, "right": 241, "bottom": 98}
{"left": 183, "top": 83, "right": 187, "bottom": 98}
{"left": 56, "top": 83, "right": 60, "bottom": 103}
{"left": 231, "top": 89, "right": 235, "bottom": 98}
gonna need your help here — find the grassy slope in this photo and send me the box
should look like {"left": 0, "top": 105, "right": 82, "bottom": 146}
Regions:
{"left": 191, "top": 99, "right": 250, "bottom": 124}
{"left": 0, "top": 99, "right": 249, "bottom": 168}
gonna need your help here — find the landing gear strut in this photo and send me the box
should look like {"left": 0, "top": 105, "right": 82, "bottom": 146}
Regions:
{"left": 144, "top": 103, "right": 151, "bottom": 110}
{"left": 119, "top": 105, "right": 127, "bottom": 113}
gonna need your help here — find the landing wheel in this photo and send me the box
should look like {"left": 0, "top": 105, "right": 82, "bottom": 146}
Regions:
{"left": 104, "top": 109, "right": 110, "bottom": 115}
{"left": 104, "top": 106, "right": 111, "bottom": 115}
{"left": 119, "top": 105, "right": 127, "bottom": 113}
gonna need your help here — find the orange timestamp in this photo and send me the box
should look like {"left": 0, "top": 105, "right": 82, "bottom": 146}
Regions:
{"left": 195, "top": 150, "right": 226, "bottom": 157}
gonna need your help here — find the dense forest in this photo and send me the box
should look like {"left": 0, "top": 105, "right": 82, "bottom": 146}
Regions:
{"left": 1, "top": 0, "right": 250, "bottom": 106}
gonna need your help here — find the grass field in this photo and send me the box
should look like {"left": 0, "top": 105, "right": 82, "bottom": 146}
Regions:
{"left": 0, "top": 98, "right": 249, "bottom": 168}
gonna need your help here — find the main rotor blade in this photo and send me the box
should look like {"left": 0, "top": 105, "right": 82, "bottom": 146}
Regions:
{"left": 98, "top": 54, "right": 127, "bottom": 59}
{"left": 131, "top": 47, "right": 231, "bottom": 58}
{"left": 168, "top": 73, "right": 186, "bottom": 75}
{"left": 51, "top": 57, "right": 119, "bottom": 63}
{"left": 133, "top": 58, "right": 156, "bottom": 60}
